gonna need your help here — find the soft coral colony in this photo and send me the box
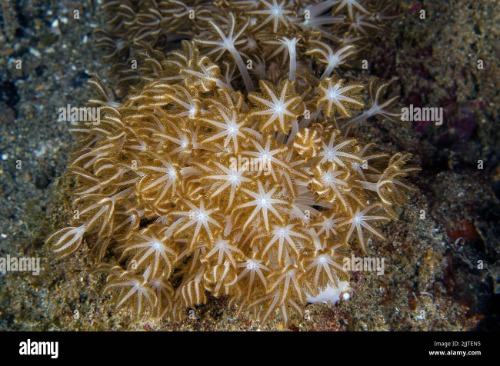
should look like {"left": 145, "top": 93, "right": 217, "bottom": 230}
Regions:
{"left": 47, "top": 0, "right": 419, "bottom": 323}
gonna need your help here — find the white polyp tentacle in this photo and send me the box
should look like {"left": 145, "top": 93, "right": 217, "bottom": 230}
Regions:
{"left": 228, "top": 45, "right": 254, "bottom": 92}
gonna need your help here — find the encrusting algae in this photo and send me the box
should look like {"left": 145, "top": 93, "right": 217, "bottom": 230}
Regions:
{"left": 46, "top": 0, "right": 419, "bottom": 323}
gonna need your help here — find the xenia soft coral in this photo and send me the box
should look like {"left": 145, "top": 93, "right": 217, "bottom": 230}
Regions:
{"left": 48, "top": 0, "right": 418, "bottom": 323}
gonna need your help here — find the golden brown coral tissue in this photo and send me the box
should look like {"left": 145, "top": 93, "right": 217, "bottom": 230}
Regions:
{"left": 47, "top": 0, "right": 418, "bottom": 323}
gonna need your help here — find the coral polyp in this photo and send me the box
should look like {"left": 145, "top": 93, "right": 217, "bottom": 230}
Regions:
{"left": 47, "top": 0, "right": 418, "bottom": 323}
